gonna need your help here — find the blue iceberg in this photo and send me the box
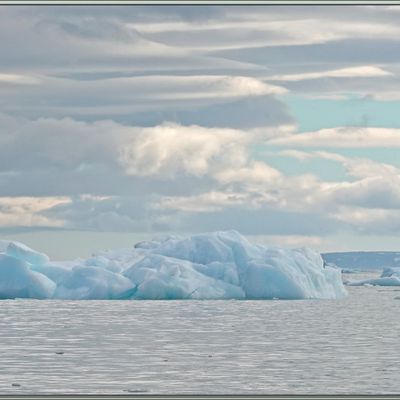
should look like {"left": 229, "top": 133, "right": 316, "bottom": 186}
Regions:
{"left": 0, "top": 231, "right": 347, "bottom": 300}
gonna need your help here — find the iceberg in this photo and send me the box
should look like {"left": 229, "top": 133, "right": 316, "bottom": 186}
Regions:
{"left": 6, "top": 241, "right": 49, "bottom": 265}
{"left": 347, "top": 267, "right": 400, "bottom": 287}
{"left": 381, "top": 267, "right": 400, "bottom": 278}
{"left": 53, "top": 266, "right": 136, "bottom": 300}
{"left": 0, "top": 230, "right": 347, "bottom": 300}
{"left": 0, "top": 254, "right": 55, "bottom": 299}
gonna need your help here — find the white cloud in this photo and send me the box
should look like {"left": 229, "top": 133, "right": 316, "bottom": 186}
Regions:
{"left": 0, "top": 74, "right": 286, "bottom": 118}
{"left": 213, "top": 161, "right": 281, "bottom": 185}
{"left": 318, "top": 152, "right": 400, "bottom": 179}
{"left": 158, "top": 191, "right": 248, "bottom": 213}
{"left": 331, "top": 206, "right": 400, "bottom": 234}
{"left": 279, "top": 149, "right": 400, "bottom": 178}
{"left": 3, "top": 6, "right": 400, "bottom": 244}
{"left": 118, "top": 123, "right": 250, "bottom": 178}
{"left": 325, "top": 176, "right": 400, "bottom": 210}
{"left": 251, "top": 124, "right": 297, "bottom": 140}
{"left": 363, "top": 92, "right": 400, "bottom": 101}
{"left": 0, "top": 115, "right": 255, "bottom": 181}
{"left": 154, "top": 172, "right": 320, "bottom": 215}
{"left": 0, "top": 196, "right": 69, "bottom": 227}
{"left": 131, "top": 16, "right": 400, "bottom": 50}
{"left": 136, "top": 75, "right": 287, "bottom": 99}
{"left": 0, "top": 73, "right": 41, "bottom": 85}
{"left": 4, "top": 113, "right": 400, "bottom": 237}
{"left": 269, "top": 127, "right": 400, "bottom": 148}
{"left": 267, "top": 65, "right": 391, "bottom": 82}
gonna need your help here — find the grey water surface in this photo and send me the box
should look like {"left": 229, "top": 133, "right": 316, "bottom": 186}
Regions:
{"left": 0, "top": 272, "right": 399, "bottom": 394}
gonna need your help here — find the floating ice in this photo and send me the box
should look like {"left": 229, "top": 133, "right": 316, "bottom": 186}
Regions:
{"left": 347, "top": 267, "right": 400, "bottom": 287}
{"left": 6, "top": 241, "right": 49, "bottom": 265}
{"left": 322, "top": 251, "right": 400, "bottom": 271}
{"left": 0, "top": 230, "right": 347, "bottom": 300}
{"left": 381, "top": 267, "right": 400, "bottom": 278}
{"left": 0, "top": 254, "right": 55, "bottom": 299}
{"left": 53, "top": 266, "right": 136, "bottom": 300}
{"left": 347, "top": 276, "right": 400, "bottom": 287}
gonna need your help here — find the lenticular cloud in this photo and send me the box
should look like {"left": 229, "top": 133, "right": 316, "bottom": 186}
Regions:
{"left": 0, "top": 231, "right": 347, "bottom": 300}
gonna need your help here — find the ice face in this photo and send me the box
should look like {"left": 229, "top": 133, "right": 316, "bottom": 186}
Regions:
{"left": 0, "top": 230, "right": 347, "bottom": 300}
{"left": 6, "top": 241, "right": 49, "bottom": 265}
{"left": 54, "top": 266, "right": 136, "bottom": 300}
{"left": 0, "top": 254, "right": 55, "bottom": 299}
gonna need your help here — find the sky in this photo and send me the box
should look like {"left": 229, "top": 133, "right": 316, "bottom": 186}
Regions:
{"left": 2, "top": 5, "right": 400, "bottom": 259}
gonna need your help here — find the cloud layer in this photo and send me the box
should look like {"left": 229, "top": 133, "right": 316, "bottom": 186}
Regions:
{"left": 2, "top": 5, "right": 400, "bottom": 253}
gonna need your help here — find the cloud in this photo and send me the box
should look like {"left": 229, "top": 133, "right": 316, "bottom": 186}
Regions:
{"left": 0, "top": 117, "right": 123, "bottom": 172}
{"left": 133, "top": 12, "right": 400, "bottom": 50}
{"left": 0, "top": 7, "right": 278, "bottom": 77}
{"left": 270, "top": 70, "right": 400, "bottom": 99}
{"left": 213, "top": 161, "right": 281, "bottom": 185}
{"left": 118, "top": 123, "right": 250, "bottom": 178}
{"left": 0, "top": 116, "right": 251, "bottom": 179}
{"left": 132, "top": 95, "right": 294, "bottom": 129}
{"left": 0, "top": 73, "right": 41, "bottom": 85}
{"left": 157, "top": 191, "right": 249, "bottom": 213}
{"left": 41, "top": 195, "right": 159, "bottom": 232}
{"left": 3, "top": 5, "right": 400, "bottom": 246}
{"left": 170, "top": 206, "right": 342, "bottom": 236}
{"left": 269, "top": 127, "right": 400, "bottom": 148}
{"left": 266, "top": 154, "right": 400, "bottom": 212}
{"left": 368, "top": 93, "right": 400, "bottom": 101}
{"left": 326, "top": 177, "right": 400, "bottom": 210}
{"left": 279, "top": 149, "right": 400, "bottom": 178}
{"left": 154, "top": 172, "right": 321, "bottom": 216}
{"left": 213, "top": 39, "right": 400, "bottom": 89}
{"left": 332, "top": 206, "right": 400, "bottom": 234}
{"left": 267, "top": 65, "right": 391, "bottom": 81}
{"left": 36, "top": 168, "right": 400, "bottom": 237}
{"left": 37, "top": 184, "right": 343, "bottom": 236}
{"left": 3, "top": 113, "right": 400, "bottom": 238}
{"left": 0, "top": 74, "right": 287, "bottom": 120}
{"left": 0, "top": 196, "right": 69, "bottom": 228}
{"left": 0, "top": 114, "right": 288, "bottom": 198}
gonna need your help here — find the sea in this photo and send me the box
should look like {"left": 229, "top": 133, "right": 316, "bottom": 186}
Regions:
{"left": 0, "top": 272, "right": 399, "bottom": 394}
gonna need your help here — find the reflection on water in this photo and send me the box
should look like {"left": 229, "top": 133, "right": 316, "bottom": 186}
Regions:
{"left": 0, "top": 273, "right": 399, "bottom": 394}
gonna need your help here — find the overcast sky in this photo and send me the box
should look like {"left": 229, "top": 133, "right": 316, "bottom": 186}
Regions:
{"left": 2, "top": 5, "right": 400, "bottom": 258}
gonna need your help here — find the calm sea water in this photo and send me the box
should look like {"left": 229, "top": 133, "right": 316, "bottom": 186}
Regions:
{"left": 1, "top": 272, "right": 399, "bottom": 394}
